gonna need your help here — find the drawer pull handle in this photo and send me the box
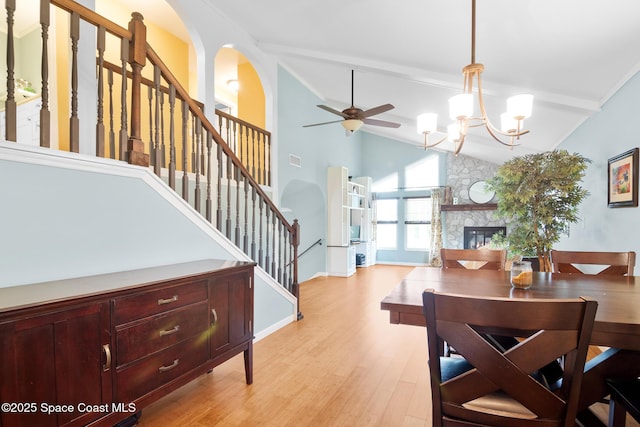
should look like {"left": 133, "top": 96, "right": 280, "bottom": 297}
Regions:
{"left": 211, "top": 308, "right": 218, "bottom": 326}
{"left": 102, "top": 344, "right": 111, "bottom": 372}
{"left": 158, "top": 359, "right": 179, "bottom": 373}
{"left": 158, "top": 295, "right": 178, "bottom": 305}
{"left": 159, "top": 325, "right": 180, "bottom": 337}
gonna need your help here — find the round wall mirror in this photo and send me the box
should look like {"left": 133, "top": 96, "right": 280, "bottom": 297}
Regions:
{"left": 468, "top": 180, "right": 495, "bottom": 204}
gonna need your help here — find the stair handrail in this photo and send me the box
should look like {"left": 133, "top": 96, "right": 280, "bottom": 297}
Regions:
{"left": 297, "top": 238, "right": 323, "bottom": 260}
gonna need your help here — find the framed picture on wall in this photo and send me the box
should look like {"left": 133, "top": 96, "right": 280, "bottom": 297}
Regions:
{"left": 608, "top": 148, "right": 639, "bottom": 208}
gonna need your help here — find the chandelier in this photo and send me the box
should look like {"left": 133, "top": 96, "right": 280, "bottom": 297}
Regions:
{"left": 416, "top": 0, "right": 533, "bottom": 155}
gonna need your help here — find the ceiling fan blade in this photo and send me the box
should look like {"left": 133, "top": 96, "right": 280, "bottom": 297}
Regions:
{"left": 303, "top": 119, "right": 344, "bottom": 128}
{"left": 363, "top": 118, "right": 401, "bottom": 128}
{"left": 317, "top": 105, "right": 349, "bottom": 118}
{"left": 361, "top": 103, "right": 394, "bottom": 118}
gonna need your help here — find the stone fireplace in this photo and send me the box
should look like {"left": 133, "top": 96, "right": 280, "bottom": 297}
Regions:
{"left": 442, "top": 152, "right": 507, "bottom": 249}
{"left": 464, "top": 226, "right": 506, "bottom": 249}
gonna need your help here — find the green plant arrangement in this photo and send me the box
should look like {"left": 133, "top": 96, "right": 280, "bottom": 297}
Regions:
{"left": 486, "top": 150, "right": 590, "bottom": 272}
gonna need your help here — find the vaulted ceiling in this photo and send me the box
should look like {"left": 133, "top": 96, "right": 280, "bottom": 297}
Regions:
{"left": 201, "top": 0, "right": 640, "bottom": 163}
{"left": 13, "top": 0, "right": 640, "bottom": 163}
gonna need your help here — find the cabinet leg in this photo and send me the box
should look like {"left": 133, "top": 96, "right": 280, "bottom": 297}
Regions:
{"left": 244, "top": 341, "right": 253, "bottom": 385}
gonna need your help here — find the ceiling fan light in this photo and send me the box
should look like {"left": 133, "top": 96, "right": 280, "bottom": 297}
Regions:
{"left": 500, "top": 112, "right": 518, "bottom": 133}
{"left": 417, "top": 113, "right": 438, "bottom": 134}
{"left": 507, "top": 94, "right": 533, "bottom": 119}
{"left": 449, "top": 93, "right": 473, "bottom": 120}
{"left": 342, "top": 119, "right": 364, "bottom": 133}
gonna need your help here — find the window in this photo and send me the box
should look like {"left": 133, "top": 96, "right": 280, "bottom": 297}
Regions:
{"left": 405, "top": 197, "right": 432, "bottom": 250}
{"left": 371, "top": 152, "right": 441, "bottom": 262}
{"left": 376, "top": 198, "right": 398, "bottom": 249}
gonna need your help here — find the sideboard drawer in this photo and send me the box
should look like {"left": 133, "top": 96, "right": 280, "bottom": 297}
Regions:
{"left": 112, "top": 280, "right": 207, "bottom": 324}
{"left": 115, "top": 334, "right": 209, "bottom": 403}
{"left": 115, "top": 300, "right": 209, "bottom": 366}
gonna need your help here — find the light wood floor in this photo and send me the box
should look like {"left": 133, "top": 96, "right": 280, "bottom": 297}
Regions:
{"left": 140, "top": 265, "right": 428, "bottom": 426}
{"left": 139, "top": 265, "right": 637, "bottom": 427}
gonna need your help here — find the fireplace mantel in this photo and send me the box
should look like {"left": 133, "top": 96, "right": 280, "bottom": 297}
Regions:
{"left": 441, "top": 203, "right": 497, "bottom": 211}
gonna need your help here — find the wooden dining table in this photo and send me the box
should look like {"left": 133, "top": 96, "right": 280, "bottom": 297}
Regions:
{"left": 380, "top": 267, "right": 640, "bottom": 424}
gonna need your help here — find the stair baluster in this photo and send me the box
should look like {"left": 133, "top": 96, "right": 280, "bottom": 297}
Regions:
{"left": 168, "top": 84, "right": 176, "bottom": 190}
{"left": 96, "top": 26, "right": 105, "bottom": 157}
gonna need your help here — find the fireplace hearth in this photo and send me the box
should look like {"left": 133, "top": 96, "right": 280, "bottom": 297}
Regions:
{"left": 464, "top": 226, "right": 506, "bottom": 249}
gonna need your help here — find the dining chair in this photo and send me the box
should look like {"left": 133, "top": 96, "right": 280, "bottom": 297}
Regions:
{"left": 440, "top": 247, "right": 509, "bottom": 357}
{"left": 441, "top": 248, "right": 507, "bottom": 271}
{"left": 550, "top": 250, "right": 636, "bottom": 276}
{"left": 606, "top": 378, "right": 640, "bottom": 427}
{"left": 422, "top": 289, "right": 598, "bottom": 427}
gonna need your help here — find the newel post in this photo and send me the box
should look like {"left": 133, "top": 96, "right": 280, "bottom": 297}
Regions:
{"left": 127, "top": 12, "right": 149, "bottom": 166}
{"left": 292, "top": 219, "right": 303, "bottom": 320}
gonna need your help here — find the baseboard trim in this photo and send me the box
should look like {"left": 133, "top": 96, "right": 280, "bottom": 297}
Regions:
{"left": 254, "top": 315, "right": 296, "bottom": 343}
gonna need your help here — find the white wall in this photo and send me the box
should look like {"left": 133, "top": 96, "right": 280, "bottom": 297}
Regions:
{"left": 556, "top": 71, "right": 640, "bottom": 255}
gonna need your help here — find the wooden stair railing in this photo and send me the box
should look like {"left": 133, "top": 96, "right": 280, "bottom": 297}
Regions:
{"left": 2, "top": 0, "right": 300, "bottom": 319}
{"left": 98, "top": 59, "right": 271, "bottom": 187}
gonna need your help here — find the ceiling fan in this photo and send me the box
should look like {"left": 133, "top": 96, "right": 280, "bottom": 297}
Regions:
{"left": 303, "top": 70, "right": 401, "bottom": 133}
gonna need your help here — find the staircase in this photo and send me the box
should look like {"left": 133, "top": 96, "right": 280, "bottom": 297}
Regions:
{"left": 2, "top": 0, "right": 301, "bottom": 318}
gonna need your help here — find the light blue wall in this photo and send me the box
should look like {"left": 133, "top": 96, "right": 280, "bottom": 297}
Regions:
{"left": 277, "top": 67, "right": 364, "bottom": 186}
{"left": 556, "top": 71, "right": 640, "bottom": 255}
{"left": 277, "top": 67, "right": 451, "bottom": 273}
{"left": 277, "top": 67, "right": 363, "bottom": 280}
{"left": 359, "top": 133, "right": 446, "bottom": 184}
{"left": 280, "top": 179, "right": 325, "bottom": 281}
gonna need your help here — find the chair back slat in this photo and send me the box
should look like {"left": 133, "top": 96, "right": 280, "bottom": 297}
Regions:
{"left": 441, "top": 248, "right": 506, "bottom": 271}
{"left": 551, "top": 250, "right": 635, "bottom": 276}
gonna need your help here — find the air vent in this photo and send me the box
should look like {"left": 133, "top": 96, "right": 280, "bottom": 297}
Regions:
{"left": 289, "top": 154, "right": 302, "bottom": 168}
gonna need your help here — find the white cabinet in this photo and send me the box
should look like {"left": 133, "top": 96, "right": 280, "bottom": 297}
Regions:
{"left": 327, "top": 167, "right": 376, "bottom": 276}
{"left": 327, "top": 245, "right": 356, "bottom": 277}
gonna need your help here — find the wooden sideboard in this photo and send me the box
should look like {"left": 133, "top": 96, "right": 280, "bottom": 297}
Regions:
{"left": 0, "top": 259, "right": 255, "bottom": 427}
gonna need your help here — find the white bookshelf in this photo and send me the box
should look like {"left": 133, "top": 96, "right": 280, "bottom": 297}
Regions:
{"left": 327, "top": 167, "right": 376, "bottom": 276}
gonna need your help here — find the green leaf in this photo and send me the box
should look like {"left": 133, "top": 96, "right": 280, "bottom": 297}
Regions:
{"left": 485, "top": 150, "right": 590, "bottom": 270}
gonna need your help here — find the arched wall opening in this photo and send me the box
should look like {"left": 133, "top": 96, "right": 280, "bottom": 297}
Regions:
{"left": 214, "top": 47, "right": 266, "bottom": 130}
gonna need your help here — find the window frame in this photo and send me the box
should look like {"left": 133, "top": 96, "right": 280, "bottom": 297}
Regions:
{"left": 403, "top": 195, "right": 432, "bottom": 251}
{"left": 375, "top": 196, "right": 399, "bottom": 249}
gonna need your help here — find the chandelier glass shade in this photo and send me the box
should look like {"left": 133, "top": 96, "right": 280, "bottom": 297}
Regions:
{"left": 416, "top": 0, "right": 533, "bottom": 155}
